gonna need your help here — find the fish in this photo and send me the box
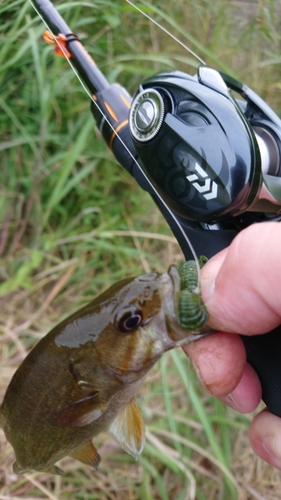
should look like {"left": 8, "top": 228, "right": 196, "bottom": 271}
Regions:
{"left": 0, "top": 264, "right": 210, "bottom": 475}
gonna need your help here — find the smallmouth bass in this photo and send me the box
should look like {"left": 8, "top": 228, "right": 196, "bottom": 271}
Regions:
{"left": 0, "top": 264, "right": 210, "bottom": 475}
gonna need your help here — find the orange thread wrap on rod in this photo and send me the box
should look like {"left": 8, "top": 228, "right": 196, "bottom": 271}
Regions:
{"left": 43, "top": 30, "right": 72, "bottom": 58}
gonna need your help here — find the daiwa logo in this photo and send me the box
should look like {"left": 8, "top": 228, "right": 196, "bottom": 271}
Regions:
{"left": 186, "top": 163, "right": 218, "bottom": 200}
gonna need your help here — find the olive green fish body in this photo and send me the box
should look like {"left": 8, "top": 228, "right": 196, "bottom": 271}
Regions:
{"left": 0, "top": 266, "right": 210, "bottom": 474}
{"left": 1, "top": 338, "right": 137, "bottom": 473}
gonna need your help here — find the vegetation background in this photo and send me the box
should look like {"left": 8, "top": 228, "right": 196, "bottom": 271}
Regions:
{"left": 1, "top": 0, "right": 281, "bottom": 498}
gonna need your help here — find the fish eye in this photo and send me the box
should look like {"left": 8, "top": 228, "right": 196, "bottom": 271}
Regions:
{"left": 114, "top": 306, "right": 143, "bottom": 333}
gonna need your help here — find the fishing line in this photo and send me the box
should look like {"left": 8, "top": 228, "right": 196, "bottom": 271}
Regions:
{"left": 28, "top": 0, "right": 201, "bottom": 282}
{"left": 126, "top": 0, "right": 206, "bottom": 66}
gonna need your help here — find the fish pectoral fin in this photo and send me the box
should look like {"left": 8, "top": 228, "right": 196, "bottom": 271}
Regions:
{"left": 51, "top": 393, "right": 106, "bottom": 427}
{"left": 70, "top": 441, "right": 101, "bottom": 470}
{"left": 108, "top": 398, "right": 145, "bottom": 460}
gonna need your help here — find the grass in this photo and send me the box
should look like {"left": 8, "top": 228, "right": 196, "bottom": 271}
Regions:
{"left": 1, "top": 0, "right": 281, "bottom": 499}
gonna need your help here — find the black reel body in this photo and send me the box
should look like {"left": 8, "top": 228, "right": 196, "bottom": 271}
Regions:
{"left": 129, "top": 66, "right": 281, "bottom": 226}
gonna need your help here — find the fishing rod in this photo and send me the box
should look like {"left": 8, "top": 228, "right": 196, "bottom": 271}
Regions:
{"left": 30, "top": 0, "right": 281, "bottom": 417}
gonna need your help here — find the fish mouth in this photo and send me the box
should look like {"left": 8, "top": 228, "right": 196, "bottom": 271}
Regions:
{"left": 161, "top": 265, "right": 213, "bottom": 347}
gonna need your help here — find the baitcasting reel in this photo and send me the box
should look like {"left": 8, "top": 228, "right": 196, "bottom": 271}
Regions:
{"left": 129, "top": 66, "right": 281, "bottom": 222}
{"left": 90, "top": 63, "right": 281, "bottom": 258}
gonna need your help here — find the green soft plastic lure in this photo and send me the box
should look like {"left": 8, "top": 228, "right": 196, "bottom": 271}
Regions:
{"left": 177, "top": 258, "right": 208, "bottom": 331}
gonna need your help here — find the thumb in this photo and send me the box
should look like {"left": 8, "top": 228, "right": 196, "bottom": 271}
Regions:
{"left": 201, "top": 221, "right": 281, "bottom": 335}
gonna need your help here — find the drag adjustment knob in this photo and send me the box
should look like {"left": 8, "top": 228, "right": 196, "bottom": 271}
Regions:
{"left": 129, "top": 88, "right": 165, "bottom": 142}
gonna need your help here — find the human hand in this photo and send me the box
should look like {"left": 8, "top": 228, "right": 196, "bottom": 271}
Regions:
{"left": 183, "top": 221, "right": 281, "bottom": 469}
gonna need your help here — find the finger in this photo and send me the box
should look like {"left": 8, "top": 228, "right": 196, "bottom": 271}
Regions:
{"left": 183, "top": 332, "right": 246, "bottom": 397}
{"left": 201, "top": 222, "right": 281, "bottom": 335}
{"left": 219, "top": 362, "right": 261, "bottom": 413}
{"left": 249, "top": 409, "right": 281, "bottom": 469}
